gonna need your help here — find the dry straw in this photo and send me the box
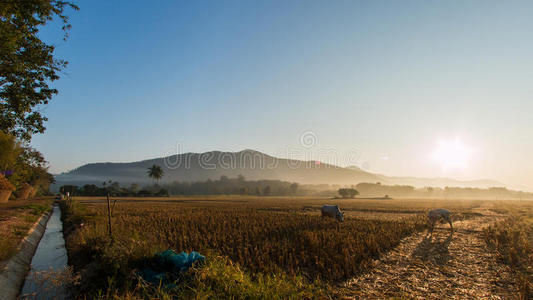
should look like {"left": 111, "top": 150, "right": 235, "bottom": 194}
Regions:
{"left": 0, "top": 174, "right": 15, "bottom": 203}
{"left": 17, "top": 183, "right": 34, "bottom": 200}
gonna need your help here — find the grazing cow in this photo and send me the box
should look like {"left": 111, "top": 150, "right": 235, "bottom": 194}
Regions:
{"left": 428, "top": 208, "right": 453, "bottom": 235}
{"left": 321, "top": 205, "right": 344, "bottom": 222}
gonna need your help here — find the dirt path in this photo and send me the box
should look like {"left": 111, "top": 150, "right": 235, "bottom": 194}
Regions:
{"left": 338, "top": 205, "right": 520, "bottom": 299}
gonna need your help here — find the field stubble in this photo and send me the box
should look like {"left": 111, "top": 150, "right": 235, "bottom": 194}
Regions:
{"left": 62, "top": 196, "right": 486, "bottom": 298}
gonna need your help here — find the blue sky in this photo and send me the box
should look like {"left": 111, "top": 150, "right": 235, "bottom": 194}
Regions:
{"left": 33, "top": 1, "right": 533, "bottom": 188}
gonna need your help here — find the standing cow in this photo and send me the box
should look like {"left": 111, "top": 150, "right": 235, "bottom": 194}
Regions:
{"left": 427, "top": 208, "right": 453, "bottom": 235}
{"left": 321, "top": 205, "right": 344, "bottom": 222}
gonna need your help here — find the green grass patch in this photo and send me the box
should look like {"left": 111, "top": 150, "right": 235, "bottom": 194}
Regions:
{"left": 90, "top": 254, "right": 328, "bottom": 299}
{"left": 20, "top": 203, "right": 51, "bottom": 216}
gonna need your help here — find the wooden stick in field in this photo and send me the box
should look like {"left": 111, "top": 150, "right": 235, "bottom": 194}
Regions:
{"left": 106, "top": 193, "right": 113, "bottom": 240}
{"left": 111, "top": 197, "right": 118, "bottom": 215}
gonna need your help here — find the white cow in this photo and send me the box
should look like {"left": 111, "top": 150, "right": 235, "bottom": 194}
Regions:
{"left": 321, "top": 205, "right": 344, "bottom": 222}
{"left": 428, "top": 208, "right": 453, "bottom": 235}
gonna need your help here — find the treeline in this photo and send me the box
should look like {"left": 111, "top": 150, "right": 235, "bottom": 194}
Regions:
{"left": 436, "top": 186, "right": 531, "bottom": 200}
{"left": 60, "top": 178, "right": 533, "bottom": 200}
{"left": 164, "top": 175, "right": 301, "bottom": 196}
{"left": 355, "top": 182, "right": 533, "bottom": 200}
{"left": 61, "top": 176, "right": 311, "bottom": 197}
{"left": 355, "top": 182, "right": 414, "bottom": 198}
{"left": 1, "top": 1, "right": 77, "bottom": 200}
{"left": 60, "top": 181, "right": 169, "bottom": 197}
{"left": 0, "top": 132, "right": 55, "bottom": 199}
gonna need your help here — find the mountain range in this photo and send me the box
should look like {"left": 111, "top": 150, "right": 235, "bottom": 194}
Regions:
{"left": 53, "top": 149, "right": 509, "bottom": 190}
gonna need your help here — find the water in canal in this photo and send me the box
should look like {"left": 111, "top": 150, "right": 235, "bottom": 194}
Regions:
{"left": 20, "top": 204, "right": 68, "bottom": 299}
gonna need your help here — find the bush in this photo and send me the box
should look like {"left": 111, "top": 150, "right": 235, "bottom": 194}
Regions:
{"left": 137, "top": 190, "right": 152, "bottom": 197}
{"left": 155, "top": 189, "right": 169, "bottom": 197}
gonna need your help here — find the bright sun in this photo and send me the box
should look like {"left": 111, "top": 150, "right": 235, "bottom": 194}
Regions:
{"left": 431, "top": 138, "right": 474, "bottom": 170}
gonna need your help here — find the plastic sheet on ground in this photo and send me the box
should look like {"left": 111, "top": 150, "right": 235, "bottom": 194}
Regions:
{"left": 138, "top": 249, "right": 205, "bottom": 287}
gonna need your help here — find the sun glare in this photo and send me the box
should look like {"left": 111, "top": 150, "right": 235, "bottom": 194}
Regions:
{"left": 432, "top": 138, "right": 474, "bottom": 170}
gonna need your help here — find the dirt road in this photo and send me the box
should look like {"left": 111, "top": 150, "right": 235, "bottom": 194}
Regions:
{"left": 339, "top": 206, "right": 519, "bottom": 299}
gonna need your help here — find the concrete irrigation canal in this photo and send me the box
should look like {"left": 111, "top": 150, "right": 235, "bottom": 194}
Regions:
{"left": 0, "top": 203, "right": 69, "bottom": 299}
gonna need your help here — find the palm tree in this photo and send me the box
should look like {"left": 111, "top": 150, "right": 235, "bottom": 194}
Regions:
{"left": 147, "top": 165, "right": 164, "bottom": 185}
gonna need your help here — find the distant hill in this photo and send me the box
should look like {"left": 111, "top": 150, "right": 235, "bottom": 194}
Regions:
{"left": 53, "top": 149, "right": 508, "bottom": 190}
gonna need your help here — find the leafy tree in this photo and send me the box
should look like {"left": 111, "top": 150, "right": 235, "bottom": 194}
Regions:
{"left": 24, "top": 163, "right": 55, "bottom": 194}
{"left": 0, "top": 131, "right": 20, "bottom": 174}
{"left": 263, "top": 185, "right": 271, "bottom": 196}
{"left": 338, "top": 188, "right": 348, "bottom": 198}
{"left": 338, "top": 188, "right": 358, "bottom": 198}
{"left": 1, "top": 1, "right": 78, "bottom": 141}
{"left": 155, "top": 188, "right": 169, "bottom": 197}
{"left": 82, "top": 184, "right": 99, "bottom": 195}
{"left": 60, "top": 184, "right": 78, "bottom": 195}
{"left": 147, "top": 164, "right": 164, "bottom": 184}
{"left": 137, "top": 190, "right": 152, "bottom": 197}
{"left": 108, "top": 181, "right": 120, "bottom": 195}
{"left": 130, "top": 183, "right": 139, "bottom": 193}
{"left": 0, "top": 131, "right": 53, "bottom": 194}
{"left": 290, "top": 183, "right": 299, "bottom": 194}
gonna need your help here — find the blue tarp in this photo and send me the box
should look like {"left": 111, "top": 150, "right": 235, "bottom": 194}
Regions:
{"left": 139, "top": 249, "right": 205, "bottom": 286}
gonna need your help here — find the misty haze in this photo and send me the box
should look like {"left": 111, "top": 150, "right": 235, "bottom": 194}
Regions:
{"left": 1, "top": 1, "right": 532, "bottom": 299}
